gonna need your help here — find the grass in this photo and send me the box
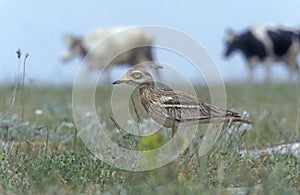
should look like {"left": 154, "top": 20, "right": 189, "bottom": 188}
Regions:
{"left": 0, "top": 82, "right": 299, "bottom": 194}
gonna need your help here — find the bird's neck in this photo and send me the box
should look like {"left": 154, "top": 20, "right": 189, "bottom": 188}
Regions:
{"left": 138, "top": 82, "right": 155, "bottom": 113}
{"left": 139, "top": 81, "right": 155, "bottom": 88}
{"left": 138, "top": 82, "right": 155, "bottom": 94}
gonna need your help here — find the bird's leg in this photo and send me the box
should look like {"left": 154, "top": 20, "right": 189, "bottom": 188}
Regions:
{"left": 171, "top": 107, "right": 177, "bottom": 138}
{"left": 171, "top": 122, "right": 177, "bottom": 138}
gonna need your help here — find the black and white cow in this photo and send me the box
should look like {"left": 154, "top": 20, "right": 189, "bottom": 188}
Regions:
{"left": 224, "top": 24, "right": 300, "bottom": 81}
{"left": 61, "top": 27, "right": 162, "bottom": 81}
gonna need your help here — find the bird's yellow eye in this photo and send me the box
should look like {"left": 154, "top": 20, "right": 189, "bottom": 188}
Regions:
{"left": 133, "top": 72, "right": 142, "bottom": 79}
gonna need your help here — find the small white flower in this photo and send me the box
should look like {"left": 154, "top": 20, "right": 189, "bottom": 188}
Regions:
{"left": 64, "top": 122, "right": 74, "bottom": 128}
{"left": 11, "top": 114, "right": 18, "bottom": 120}
{"left": 85, "top": 112, "right": 92, "bottom": 117}
{"left": 34, "top": 109, "right": 43, "bottom": 115}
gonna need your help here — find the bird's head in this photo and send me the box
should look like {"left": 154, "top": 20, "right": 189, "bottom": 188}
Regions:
{"left": 112, "top": 68, "right": 153, "bottom": 87}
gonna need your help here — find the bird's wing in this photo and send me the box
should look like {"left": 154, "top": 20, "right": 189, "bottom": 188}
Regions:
{"left": 158, "top": 88, "right": 239, "bottom": 123}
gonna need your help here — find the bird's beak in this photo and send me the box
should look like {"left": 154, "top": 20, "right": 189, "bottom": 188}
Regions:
{"left": 112, "top": 77, "right": 131, "bottom": 85}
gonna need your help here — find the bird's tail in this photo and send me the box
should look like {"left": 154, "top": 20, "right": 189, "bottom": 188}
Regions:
{"left": 224, "top": 110, "right": 253, "bottom": 124}
{"left": 193, "top": 114, "right": 253, "bottom": 125}
{"left": 205, "top": 116, "right": 253, "bottom": 125}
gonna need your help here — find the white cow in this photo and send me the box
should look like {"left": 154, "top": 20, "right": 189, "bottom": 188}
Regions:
{"left": 61, "top": 27, "right": 162, "bottom": 81}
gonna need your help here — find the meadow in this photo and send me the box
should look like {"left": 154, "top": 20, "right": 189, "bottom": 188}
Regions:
{"left": 0, "top": 80, "right": 299, "bottom": 194}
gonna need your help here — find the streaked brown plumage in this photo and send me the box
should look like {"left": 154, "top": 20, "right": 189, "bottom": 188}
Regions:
{"left": 113, "top": 67, "right": 253, "bottom": 136}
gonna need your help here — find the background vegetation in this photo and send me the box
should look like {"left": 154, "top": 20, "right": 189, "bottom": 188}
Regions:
{"left": 0, "top": 79, "right": 299, "bottom": 194}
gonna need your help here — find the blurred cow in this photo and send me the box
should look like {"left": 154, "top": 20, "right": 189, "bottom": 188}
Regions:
{"left": 224, "top": 24, "right": 300, "bottom": 81}
{"left": 61, "top": 27, "right": 162, "bottom": 81}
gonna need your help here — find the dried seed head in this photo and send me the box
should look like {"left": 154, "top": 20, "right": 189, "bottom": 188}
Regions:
{"left": 16, "top": 49, "right": 21, "bottom": 59}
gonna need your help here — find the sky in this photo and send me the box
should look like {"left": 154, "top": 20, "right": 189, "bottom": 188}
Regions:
{"left": 1, "top": 0, "right": 300, "bottom": 86}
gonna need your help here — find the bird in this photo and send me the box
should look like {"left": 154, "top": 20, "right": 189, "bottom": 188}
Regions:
{"left": 112, "top": 67, "right": 253, "bottom": 137}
